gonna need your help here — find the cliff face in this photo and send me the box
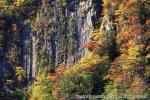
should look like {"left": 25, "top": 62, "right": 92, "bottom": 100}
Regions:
{"left": 0, "top": 0, "right": 103, "bottom": 95}
{"left": 20, "top": 0, "right": 101, "bottom": 79}
{"left": 0, "top": 0, "right": 102, "bottom": 87}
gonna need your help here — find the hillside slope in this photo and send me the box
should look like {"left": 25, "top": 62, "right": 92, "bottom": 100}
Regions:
{"left": 0, "top": 0, "right": 149, "bottom": 100}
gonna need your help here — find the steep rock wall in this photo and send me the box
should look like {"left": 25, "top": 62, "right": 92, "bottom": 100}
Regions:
{"left": 0, "top": 0, "right": 102, "bottom": 82}
{"left": 21, "top": 0, "right": 101, "bottom": 79}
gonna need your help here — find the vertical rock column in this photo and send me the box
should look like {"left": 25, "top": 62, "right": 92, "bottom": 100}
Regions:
{"left": 0, "top": 18, "right": 7, "bottom": 88}
{"left": 0, "top": 31, "right": 5, "bottom": 88}
{"left": 22, "top": 25, "right": 33, "bottom": 80}
{"left": 32, "top": 36, "right": 37, "bottom": 78}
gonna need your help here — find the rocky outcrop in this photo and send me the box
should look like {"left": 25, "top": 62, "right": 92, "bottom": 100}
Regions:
{"left": 21, "top": 0, "right": 101, "bottom": 79}
{"left": 0, "top": 0, "right": 102, "bottom": 81}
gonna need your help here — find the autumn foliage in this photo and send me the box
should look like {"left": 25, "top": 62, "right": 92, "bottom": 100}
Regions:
{"left": 103, "top": 0, "right": 150, "bottom": 98}
{"left": 84, "top": 41, "right": 101, "bottom": 51}
{"left": 31, "top": 0, "right": 150, "bottom": 99}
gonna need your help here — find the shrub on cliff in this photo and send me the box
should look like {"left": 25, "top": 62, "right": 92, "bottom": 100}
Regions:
{"left": 29, "top": 73, "right": 52, "bottom": 100}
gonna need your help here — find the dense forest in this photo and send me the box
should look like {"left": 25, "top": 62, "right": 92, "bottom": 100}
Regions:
{"left": 0, "top": 0, "right": 150, "bottom": 100}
